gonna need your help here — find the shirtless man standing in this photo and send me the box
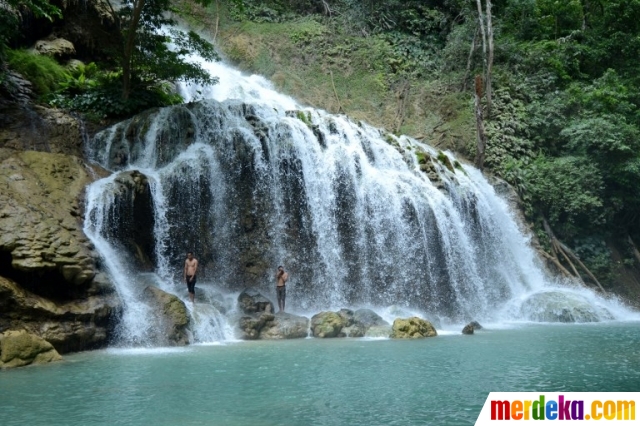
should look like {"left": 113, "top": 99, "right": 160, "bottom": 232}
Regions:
{"left": 275, "top": 265, "right": 288, "bottom": 313}
{"left": 184, "top": 252, "right": 198, "bottom": 303}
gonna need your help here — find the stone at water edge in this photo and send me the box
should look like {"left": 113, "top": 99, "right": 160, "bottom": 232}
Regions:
{"left": 354, "top": 309, "right": 389, "bottom": 327}
{"left": 259, "top": 313, "right": 310, "bottom": 340}
{"left": 390, "top": 317, "right": 437, "bottom": 338}
{"left": 0, "top": 330, "right": 62, "bottom": 368}
{"left": 310, "top": 311, "right": 348, "bottom": 338}
{"left": 462, "top": 324, "right": 474, "bottom": 335}
{"left": 141, "top": 286, "right": 191, "bottom": 346}
{"left": 238, "top": 313, "right": 275, "bottom": 340}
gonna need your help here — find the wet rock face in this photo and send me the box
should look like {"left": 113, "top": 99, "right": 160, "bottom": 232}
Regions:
{"left": 0, "top": 151, "right": 119, "bottom": 353}
{"left": 0, "top": 105, "right": 84, "bottom": 156}
{"left": 141, "top": 286, "right": 191, "bottom": 346}
{"left": 102, "top": 170, "right": 156, "bottom": 270}
{"left": 390, "top": 317, "right": 437, "bottom": 338}
{"left": 0, "top": 330, "right": 62, "bottom": 369}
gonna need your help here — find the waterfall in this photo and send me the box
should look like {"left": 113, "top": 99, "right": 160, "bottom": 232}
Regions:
{"left": 83, "top": 54, "right": 637, "bottom": 345}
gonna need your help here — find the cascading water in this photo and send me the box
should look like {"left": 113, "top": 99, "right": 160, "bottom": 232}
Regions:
{"left": 83, "top": 50, "right": 637, "bottom": 346}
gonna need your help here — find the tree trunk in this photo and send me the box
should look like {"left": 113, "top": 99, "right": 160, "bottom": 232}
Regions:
{"left": 462, "top": 28, "right": 478, "bottom": 92}
{"left": 475, "top": 0, "right": 487, "bottom": 73}
{"left": 122, "top": 0, "right": 146, "bottom": 101}
{"left": 485, "top": 0, "right": 494, "bottom": 116}
{"left": 473, "top": 75, "right": 486, "bottom": 170}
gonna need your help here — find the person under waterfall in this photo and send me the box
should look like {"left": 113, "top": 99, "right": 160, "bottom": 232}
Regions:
{"left": 184, "top": 252, "right": 198, "bottom": 303}
{"left": 276, "top": 265, "right": 289, "bottom": 313}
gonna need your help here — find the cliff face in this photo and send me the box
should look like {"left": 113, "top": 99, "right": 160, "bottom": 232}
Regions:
{"left": 0, "top": 148, "right": 120, "bottom": 354}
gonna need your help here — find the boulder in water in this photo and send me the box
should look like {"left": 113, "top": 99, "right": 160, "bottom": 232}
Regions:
{"left": 354, "top": 309, "right": 389, "bottom": 327}
{"left": 519, "top": 291, "right": 613, "bottom": 323}
{"left": 462, "top": 324, "right": 474, "bottom": 335}
{"left": 259, "top": 312, "right": 310, "bottom": 339}
{"left": 462, "top": 321, "right": 482, "bottom": 334}
{"left": 141, "top": 286, "right": 191, "bottom": 345}
{"left": 391, "top": 317, "right": 437, "bottom": 338}
{"left": 310, "top": 311, "right": 348, "bottom": 338}
{"left": 238, "top": 288, "right": 274, "bottom": 315}
{"left": 0, "top": 330, "right": 62, "bottom": 368}
{"left": 238, "top": 313, "right": 275, "bottom": 340}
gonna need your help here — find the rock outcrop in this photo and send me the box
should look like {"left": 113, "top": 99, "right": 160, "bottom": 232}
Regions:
{"left": 390, "top": 317, "right": 437, "bottom": 338}
{"left": 0, "top": 330, "right": 62, "bottom": 368}
{"left": 34, "top": 37, "right": 76, "bottom": 57}
{"left": 101, "top": 170, "right": 156, "bottom": 269}
{"left": 0, "top": 105, "right": 85, "bottom": 156}
{"left": 0, "top": 151, "right": 119, "bottom": 353}
{"left": 141, "top": 286, "right": 191, "bottom": 346}
{"left": 237, "top": 289, "right": 309, "bottom": 339}
{"left": 310, "top": 311, "right": 348, "bottom": 338}
{"left": 462, "top": 323, "right": 474, "bottom": 335}
{"left": 240, "top": 312, "right": 309, "bottom": 340}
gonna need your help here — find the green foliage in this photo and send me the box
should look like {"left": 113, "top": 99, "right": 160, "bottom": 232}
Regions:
{"left": 49, "top": 71, "right": 182, "bottom": 119}
{"left": 525, "top": 156, "right": 605, "bottom": 236}
{"left": 484, "top": 87, "right": 533, "bottom": 170}
{"left": 6, "top": 50, "right": 70, "bottom": 95}
{"left": 118, "top": 0, "right": 220, "bottom": 96}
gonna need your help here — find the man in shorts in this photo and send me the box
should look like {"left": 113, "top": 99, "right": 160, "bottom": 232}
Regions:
{"left": 275, "top": 265, "right": 288, "bottom": 313}
{"left": 184, "top": 252, "right": 198, "bottom": 303}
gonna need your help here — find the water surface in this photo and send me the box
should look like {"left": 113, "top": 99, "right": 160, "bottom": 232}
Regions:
{"left": 2, "top": 323, "right": 639, "bottom": 426}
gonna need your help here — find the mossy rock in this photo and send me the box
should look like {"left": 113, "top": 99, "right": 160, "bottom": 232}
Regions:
{"left": 437, "top": 151, "right": 455, "bottom": 173}
{"left": 415, "top": 151, "right": 431, "bottom": 165}
{"left": 0, "top": 330, "right": 62, "bottom": 368}
{"left": 310, "top": 311, "right": 347, "bottom": 338}
{"left": 390, "top": 317, "right": 437, "bottom": 338}
{"left": 141, "top": 286, "right": 191, "bottom": 345}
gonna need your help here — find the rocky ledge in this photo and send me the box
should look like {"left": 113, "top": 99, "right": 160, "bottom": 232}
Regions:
{"left": 0, "top": 150, "right": 119, "bottom": 357}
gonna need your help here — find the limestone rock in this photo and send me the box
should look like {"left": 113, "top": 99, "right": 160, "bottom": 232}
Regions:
{"left": 0, "top": 151, "right": 119, "bottom": 352}
{"left": 310, "top": 311, "right": 348, "bottom": 338}
{"left": 238, "top": 313, "right": 275, "bottom": 340}
{"left": 259, "top": 312, "right": 310, "bottom": 340}
{"left": 390, "top": 317, "right": 437, "bottom": 338}
{"left": 0, "top": 152, "right": 97, "bottom": 287}
{"left": 101, "top": 170, "right": 156, "bottom": 269}
{"left": 0, "top": 330, "right": 62, "bottom": 368}
{"left": 0, "top": 276, "right": 119, "bottom": 353}
{"left": 0, "top": 104, "right": 83, "bottom": 155}
{"left": 141, "top": 286, "right": 191, "bottom": 346}
{"left": 354, "top": 309, "right": 389, "bottom": 327}
{"left": 34, "top": 37, "right": 76, "bottom": 57}
{"left": 238, "top": 288, "right": 274, "bottom": 315}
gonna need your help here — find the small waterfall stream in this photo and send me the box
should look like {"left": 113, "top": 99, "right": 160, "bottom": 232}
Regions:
{"left": 83, "top": 54, "right": 636, "bottom": 346}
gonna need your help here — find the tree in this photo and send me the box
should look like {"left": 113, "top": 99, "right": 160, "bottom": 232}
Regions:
{"left": 106, "top": 0, "right": 220, "bottom": 100}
